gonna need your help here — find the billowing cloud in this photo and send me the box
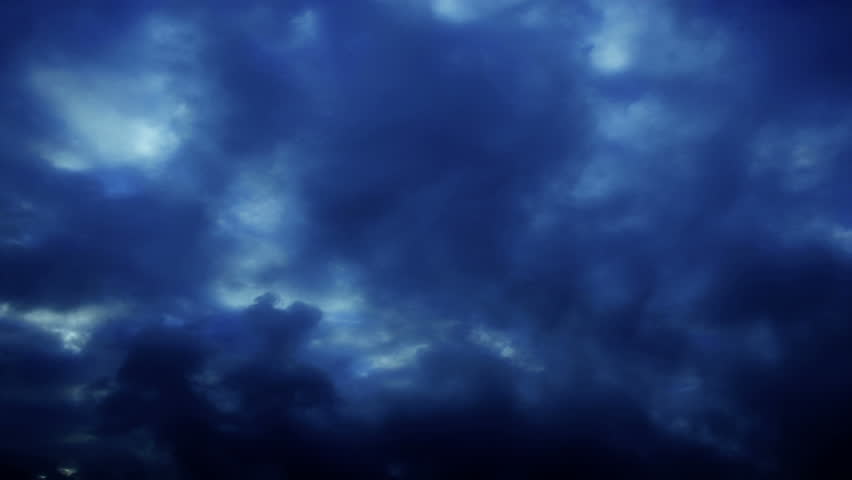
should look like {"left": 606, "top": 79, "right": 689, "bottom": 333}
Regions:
{"left": 2, "top": 0, "right": 852, "bottom": 478}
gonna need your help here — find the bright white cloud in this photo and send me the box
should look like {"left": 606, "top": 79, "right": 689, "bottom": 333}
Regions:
{"left": 30, "top": 67, "right": 190, "bottom": 174}
{"left": 28, "top": 15, "right": 201, "bottom": 175}
{"left": 17, "top": 303, "right": 125, "bottom": 352}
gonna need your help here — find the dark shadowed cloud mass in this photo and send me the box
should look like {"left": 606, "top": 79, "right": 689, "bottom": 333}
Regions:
{"left": 2, "top": 1, "right": 852, "bottom": 478}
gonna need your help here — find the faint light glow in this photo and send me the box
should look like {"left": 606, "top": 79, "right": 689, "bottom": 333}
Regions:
{"left": 319, "top": 293, "right": 364, "bottom": 316}
{"left": 597, "top": 96, "right": 668, "bottom": 146}
{"left": 469, "top": 325, "right": 544, "bottom": 371}
{"left": 291, "top": 9, "right": 318, "bottom": 45}
{"left": 434, "top": 0, "right": 474, "bottom": 22}
{"left": 672, "top": 375, "right": 702, "bottom": 394}
{"left": 586, "top": 0, "right": 727, "bottom": 75}
{"left": 215, "top": 280, "right": 280, "bottom": 310}
{"left": 520, "top": 7, "right": 547, "bottom": 28}
{"left": 193, "top": 370, "right": 241, "bottom": 413}
{"left": 750, "top": 124, "right": 845, "bottom": 191}
{"left": 213, "top": 239, "right": 288, "bottom": 309}
{"left": 792, "top": 142, "right": 818, "bottom": 168}
{"left": 470, "top": 325, "right": 516, "bottom": 358}
{"left": 571, "top": 156, "right": 621, "bottom": 202}
{"left": 834, "top": 226, "right": 852, "bottom": 252}
{"left": 590, "top": 41, "right": 630, "bottom": 72}
{"left": 129, "top": 120, "right": 179, "bottom": 159}
{"left": 588, "top": 2, "right": 638, "bottom": 73}
{"left": 228, "top": 193, "right": 286, "bottom": 233}
{"left": 67, "top": 384, "right": 87, "bottom": 403}
{"left": 387, "top": 463, "right": 405, "bottom": 478}
{"left": 370, "top": 343, "right": 429, "bottom": 369}
{"left": 366, "top": 343, "right": 430, "bottom": 371}
{"left": 311, "top": 326, "right": 392, "bottom": 350}
{"left": 214, "top": 274, "right": 364, "bottom": 313}
{"left": 745, "top": 322, "right": 781, "bottom": 364}
{"left": 19, "top": 304, "right": 124, "bottom": 352}
{"left": 432, "top": 0, "right": 525, "bottom": 23}
{"left": 214, "top": 167, "right": 308, "bottom": 308}
{"left": 237, "top": 241, "right": 287, "bottom": 272}
{"left": 163, "top": 314, "right": 185, "bottom": 327}
{"left": 146, "top": 15, "right": 203, "bottom": 62}
{"left": 213, "top": 192, "right": 361, "bottom": 312}
{"left": 34, "top": 145, "right": 88, "bottom": 171}
{"left": 57, "top": 466, "right": 78, "bottom": 477}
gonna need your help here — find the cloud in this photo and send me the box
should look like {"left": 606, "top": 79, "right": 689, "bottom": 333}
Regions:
{"left": 2, "top": 0, "right": 852, "bottom": 478}
{"left": 29, "top": 67, "right": 186, "bottom": 173}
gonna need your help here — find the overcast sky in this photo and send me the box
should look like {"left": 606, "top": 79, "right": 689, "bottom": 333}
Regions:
{"left": 2, "top": 1, "right": 852, "bottom": 478}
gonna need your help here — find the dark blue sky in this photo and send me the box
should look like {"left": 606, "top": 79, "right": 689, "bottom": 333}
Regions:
{"left": 2, "top": 1, "right": 852, "bottom": 478}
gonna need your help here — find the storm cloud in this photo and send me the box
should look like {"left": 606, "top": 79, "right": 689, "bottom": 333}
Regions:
{"left": 2, "top": 0, "right": 851, "bottom": 478}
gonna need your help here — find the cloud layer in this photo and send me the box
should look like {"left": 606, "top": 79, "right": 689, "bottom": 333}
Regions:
{"left": 2, "top": 1, "right": 852, "bottom": 478}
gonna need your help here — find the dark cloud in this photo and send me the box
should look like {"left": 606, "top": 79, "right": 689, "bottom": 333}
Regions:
{"left": 1, "top": 0, "right": 851, "bottom": 478}
{"left": 0, "top": 161, "right": 212, "bottom": 310}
